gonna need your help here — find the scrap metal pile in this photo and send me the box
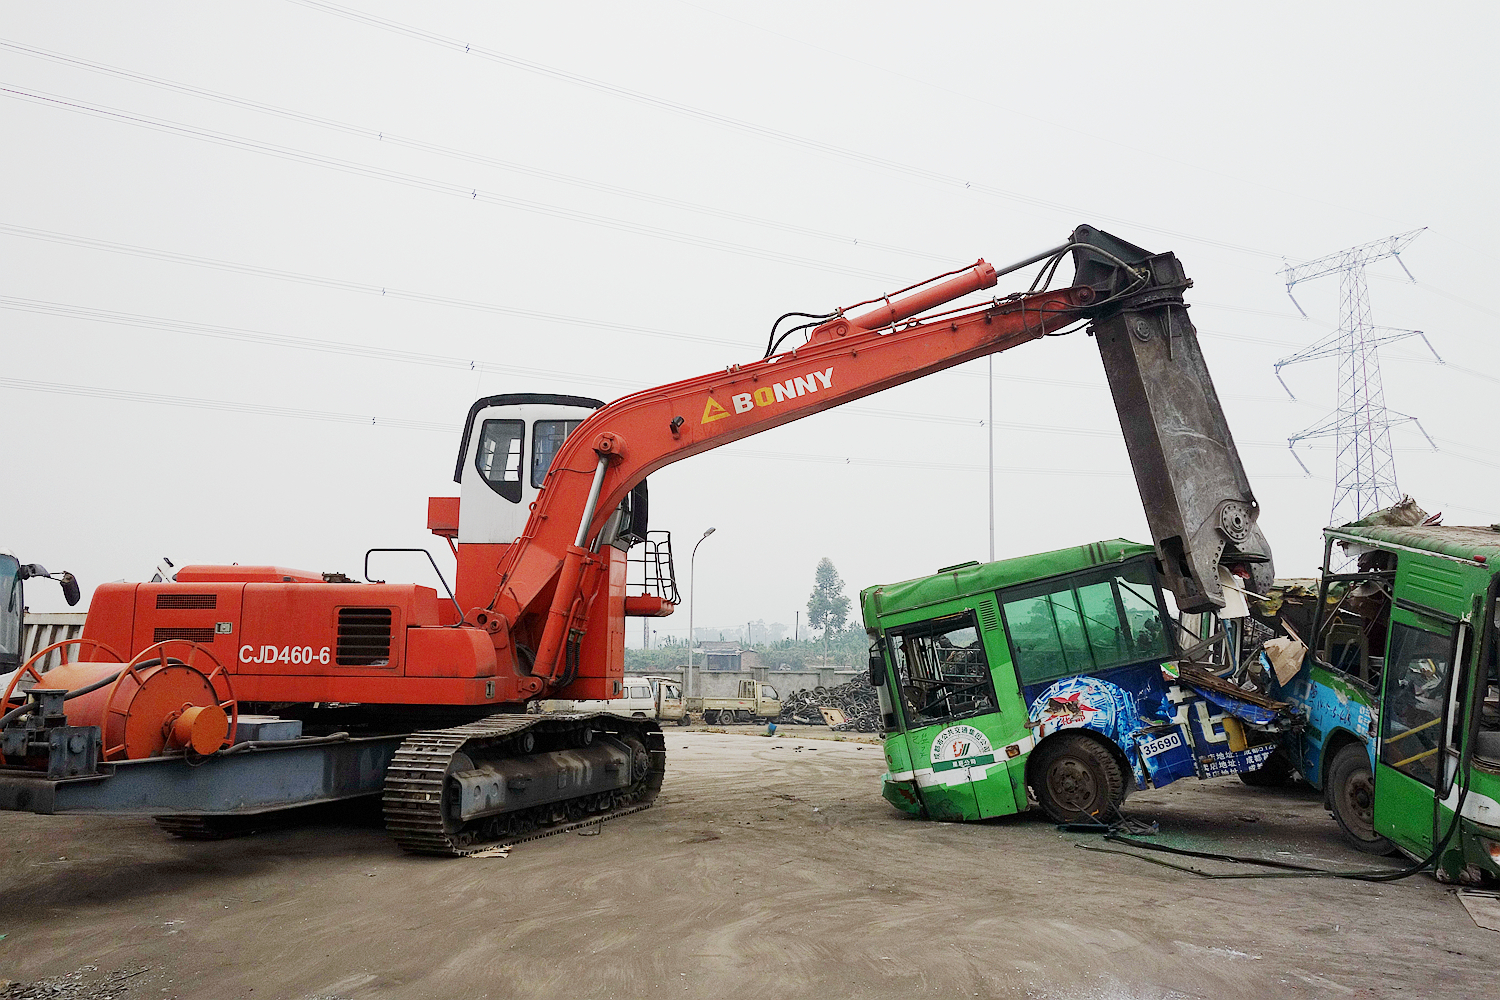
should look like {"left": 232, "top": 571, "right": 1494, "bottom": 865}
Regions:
{"left": 778, "top": 676, "right": 881, "bottom": 732}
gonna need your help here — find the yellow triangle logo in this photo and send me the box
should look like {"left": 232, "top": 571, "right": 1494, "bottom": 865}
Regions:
{"left": 701, "top": 397, "right": 729, "bottom": 424}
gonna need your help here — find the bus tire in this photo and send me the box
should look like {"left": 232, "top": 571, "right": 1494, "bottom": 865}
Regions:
{"left": 1327, "top": 743, "right": 1396, "bottom": 855}
{"left": 1030, "top": 733, "right": 1126, "bottom": 824}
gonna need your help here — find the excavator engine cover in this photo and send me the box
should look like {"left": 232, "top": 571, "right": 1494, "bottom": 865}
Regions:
{"left": 1071, "top": 226, "right": 1274, "bottom": 613}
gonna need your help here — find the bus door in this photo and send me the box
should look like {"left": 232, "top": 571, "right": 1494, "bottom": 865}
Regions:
{"left": 886, "top": 608, "right": 1020, "bottom": 820}
{"left": 1372, "top": 604, "right": 1468, "bottom": 858}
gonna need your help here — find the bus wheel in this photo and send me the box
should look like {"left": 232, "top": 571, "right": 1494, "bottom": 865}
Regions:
{"left": 1031, "top": 734, "right": 1125, "bottom": 824}
{"left": 1327, "top": 744, "right": 1396, "bottom": 855}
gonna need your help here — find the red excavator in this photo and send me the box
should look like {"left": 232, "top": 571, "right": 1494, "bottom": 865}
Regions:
{"left": 0, "top": 226, "right": 1272, "bottom": 854}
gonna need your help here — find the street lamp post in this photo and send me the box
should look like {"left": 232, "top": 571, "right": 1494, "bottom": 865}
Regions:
{"left": 688, "top": 527, "right": 716, "bottom": 699}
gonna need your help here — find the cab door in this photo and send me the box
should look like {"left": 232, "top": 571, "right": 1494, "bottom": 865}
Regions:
{"left": 657, "top": 680, "right": 685, "bottom": 722}
{"left": 1372, "top": 606, "right": 1466, "bottom": 857}
{"left": 886, "top": 607, "right": 1019, "bottom": 820}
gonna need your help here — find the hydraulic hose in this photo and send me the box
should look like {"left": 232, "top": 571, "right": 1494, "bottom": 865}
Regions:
{"left": 220, "top": 732, "right": 351, "bottom": 754}
{"left": 1076, "top": 787, "right": 1469, "bottom": 882}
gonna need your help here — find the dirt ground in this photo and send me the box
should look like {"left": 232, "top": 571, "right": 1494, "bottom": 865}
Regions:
{"left": 1, "top": 729, "right": 1493, "bottom": 1000}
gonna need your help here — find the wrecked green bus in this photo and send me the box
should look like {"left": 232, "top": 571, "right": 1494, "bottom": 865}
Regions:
{"left": 861, "top": 540, "right": 1289, "bottom": 823}
{"left": 1251, "top": 523, "right": 1500, "bottom": 881}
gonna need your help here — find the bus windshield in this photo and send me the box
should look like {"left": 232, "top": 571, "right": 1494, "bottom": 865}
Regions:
{"left": 889, "top": 614, "right": 996, "bottom": 728}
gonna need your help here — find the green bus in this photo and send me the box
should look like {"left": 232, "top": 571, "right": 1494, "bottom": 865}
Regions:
{"left": 1253, "top": 523, "right": 1500, "bottom": 880}
{"left": 862, "top": 540, "right": 1286, "bottom": 823}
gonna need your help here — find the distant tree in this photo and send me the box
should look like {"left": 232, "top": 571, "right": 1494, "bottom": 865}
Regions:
{"left": 806, "top": 557, "right": 851, "bottom": 635}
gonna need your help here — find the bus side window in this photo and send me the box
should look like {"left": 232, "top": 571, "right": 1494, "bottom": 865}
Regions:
{"left": 998, "top": 559, "right": 1171, "bottom": 687}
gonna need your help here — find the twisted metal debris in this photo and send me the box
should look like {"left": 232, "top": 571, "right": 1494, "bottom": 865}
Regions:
{"left": 777, "top": 675, "right": 881, "bottom": 732}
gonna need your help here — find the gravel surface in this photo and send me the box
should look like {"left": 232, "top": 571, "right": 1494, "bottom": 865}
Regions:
{"left": 0, "top": 731, "right": 1490, "bottom": 999}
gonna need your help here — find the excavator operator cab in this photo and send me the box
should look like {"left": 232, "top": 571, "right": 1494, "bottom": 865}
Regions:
{"left": 454, "top": 394, "right": 649, "bottom": 549}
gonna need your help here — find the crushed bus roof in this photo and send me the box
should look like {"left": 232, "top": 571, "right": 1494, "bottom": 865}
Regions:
{"left": 1327, "top": 524, "right": 1500, "bottom": 568}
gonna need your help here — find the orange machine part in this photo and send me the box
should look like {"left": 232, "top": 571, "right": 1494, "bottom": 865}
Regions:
{"left": 104, "top": 662, "right": 225, "bottom": 759}
{"left": 21, "top": 641, "right": 239, "bottom": 761}
{"left": 0, "top": 639, "right": 125, "bottom": 718}
{"left": 167, "top": 704, "right": 230, "bottom": 755}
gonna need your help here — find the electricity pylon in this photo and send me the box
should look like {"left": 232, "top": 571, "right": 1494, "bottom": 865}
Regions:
{"left": 1274, "top": 229, "right": 1441, "bottom": 526}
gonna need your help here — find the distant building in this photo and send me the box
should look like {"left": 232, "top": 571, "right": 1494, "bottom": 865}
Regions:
{"left": 693, "top": 642, "right": 763, "bottom": 671}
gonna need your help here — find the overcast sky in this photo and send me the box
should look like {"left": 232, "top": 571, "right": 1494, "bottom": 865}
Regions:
{"left": 6, "top": 2, "right": 1497, "bottom": 644}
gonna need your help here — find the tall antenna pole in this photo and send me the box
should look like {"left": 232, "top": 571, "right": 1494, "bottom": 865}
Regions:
{"left": 988, "top": 355, "right": 995, "bottom": 562}
{"left": 1273, "top": 229, "right": 1440, "bottom": 525}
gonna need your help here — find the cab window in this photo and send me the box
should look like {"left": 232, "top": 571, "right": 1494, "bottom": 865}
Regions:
{"left": 888, "top": 613, "right": 996, "bottom": 728}
{"left": 474, "top": 419, "right": 524, "bottom": 502}
{"left": 532, "top": 420, "right": 584, "bottom": 488}
{"left": 0, "top": 554, "right": 21, "bottom": 663}
{"left": 761, "top": 685, "right": 777, "bottom": 699}
{"left": 999, "top": 559, "right": 1170, "bottom": 687}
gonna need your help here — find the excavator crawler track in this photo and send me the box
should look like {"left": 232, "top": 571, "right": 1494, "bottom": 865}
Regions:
{"left": 381, "top": 713, "right": 665, "bottom": 856}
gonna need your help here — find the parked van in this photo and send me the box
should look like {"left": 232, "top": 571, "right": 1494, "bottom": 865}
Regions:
{"left": 537, "top": 675, "right": 687, "bottom": 725}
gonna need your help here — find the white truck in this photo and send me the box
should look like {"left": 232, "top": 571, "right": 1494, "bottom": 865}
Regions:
{"left": 536, "top": 674, "right": 687, "bottom": 725}
{"left": 687, "top": 678, "right": 782, "bottom": 726}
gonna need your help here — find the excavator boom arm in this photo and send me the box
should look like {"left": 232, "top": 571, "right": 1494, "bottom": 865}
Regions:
{"left": 498, "top": 226, "right": 1271, "bottom": 684}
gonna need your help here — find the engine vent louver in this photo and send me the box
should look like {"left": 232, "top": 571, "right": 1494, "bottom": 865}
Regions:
{"left": 977, "top": 603, "right": 1000, "bottom": 632}
{"left": 153, "top": 627, "right": 216, "bottom": 643}
{"left": 156, "top": 594, "right": 217, "bottom": 609}
{"left": 337, "top": 607, "right": 393, "bottom": 666}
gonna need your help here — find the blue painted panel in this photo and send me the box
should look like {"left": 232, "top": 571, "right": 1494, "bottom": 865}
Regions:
{"left": 1022, "top": 660, "right": 1277, "bottom": 790}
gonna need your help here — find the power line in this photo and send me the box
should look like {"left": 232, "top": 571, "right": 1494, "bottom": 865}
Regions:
{"left": 0, "top": 293, "right": 1131, "bottom": 432}
{"left": 0, "top": 374, "right": 1307, "bottom": 479}
{"left": 4, "top": 376, "right": 1488, "bottom": 515}
{"left": 288, "top": 0, "right": 1294, "bottom": 264}
{"left": 0, "top": 291, "right": 1304, "bottom": 431}
{"left": 669, "top": 0, "right": 1427, "bottom": 237}
{"left": 0, "top": 221, "right": 747, "bottom": 349}
{"left": 0, "top": 83, "right": 907, "bottom": 284}
{"left": 0, "top": 294, "right": 646, "bottom": 391}
{"left": 0, "top": 37, "right": 953, "bottom": 268}
{"left": 5, "top": 221, "right": 1377, "bottom": 385}
{"left": 0, "top": 375, "right": 454, "bottom": 431}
